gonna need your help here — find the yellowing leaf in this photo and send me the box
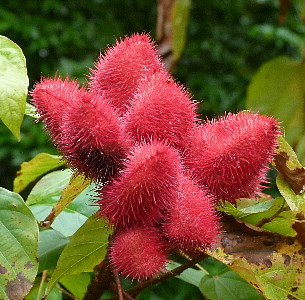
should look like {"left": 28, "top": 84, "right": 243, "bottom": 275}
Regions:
{"left": 209, "top": 218, "right": 305, "bottom": 300}
{"left": 273, "top": 136, "right": 305, "bottom": 195}
{"left": 0, "top": 35, "right": 29, "bottom": 141}
{"left": 14, "top": 153, "right": 65, "bottom": 194}
{"left": 42, "top": 173, "right": 91, "bottom": 226}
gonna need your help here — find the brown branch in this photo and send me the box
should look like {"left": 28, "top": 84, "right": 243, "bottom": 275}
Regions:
{"left": 106, "top": 252, "right": 208, "bottom": 300}
{"left": 113, "top": 270, "right": 124, "bottom": 300}
{"left": 37, "top": 270, "right": 48, "bottom": 300}
{"left": 56, "top": 285, "right": 79, "bottom": 300}
{"left": 83, "top": 258, "right": 112, "bottom": 300}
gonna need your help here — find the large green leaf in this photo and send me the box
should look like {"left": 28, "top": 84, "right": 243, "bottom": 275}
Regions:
{"left": 45, "top": 215, "right": 112, "bottom": 296}
{"left": 14, "top": 153, "right": 65, "bottom": 194}
{"left": 0, "top": 35, "right": 29, "bottom": 141}
{"left": 166, "top": 261, "right": 203, "bottom": 286}
{"left": 59, "top": 273, "right": 91, "bottom": 299}
{"left": 26, "top": 169, "right": 72, "bottom": 206}
{"left": 38, "top": 229, "right": 69, "bottom": 273}
{"left": 167, "top": 259, "right": 263, "bottom": 299}
{"left": 199, "top": 258, "right": 264, "bottom": 300}
{"left": 246, "top": 56, "right": 305, "bottom": 146}
{"left": 0, "top": 188, "right": 38, "bottom": 300}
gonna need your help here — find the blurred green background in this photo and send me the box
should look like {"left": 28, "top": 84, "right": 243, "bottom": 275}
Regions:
{"left": 2, "top": 0, "right": 304, "bottom": 192}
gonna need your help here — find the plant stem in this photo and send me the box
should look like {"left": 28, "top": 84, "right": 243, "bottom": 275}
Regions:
{"left": 37, "top": 270, "right": 47, "bottom": 300}
{"left": 83, "top": 258, "right": 112, "bottom": 300}
{"left": 105, "top": 252, "right": 208, "bottom": 300}
{"left": 113, "top": 270, "right": 124, "bottom": 300}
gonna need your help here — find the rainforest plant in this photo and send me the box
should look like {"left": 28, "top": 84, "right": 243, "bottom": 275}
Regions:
{"left": 30, "top": 33, "right": 281, "bottom": 280}
{"left": 1, "top": 31, "right": 305, "bottom": 300}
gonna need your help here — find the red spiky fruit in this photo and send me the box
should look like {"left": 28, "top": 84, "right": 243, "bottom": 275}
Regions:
{"left": 110, "top": 227, "right": 168, "bottom": 280}
{"left": 98, "top": 141, "right": 182, "bottom": 230}
{"left": 59, "top": 90, "right": 130, "bottom": 180}
{"left": 125, "top": 73, "right": 197, "bottom": 149}
{"left": 164, "top": 176, "right": 220, "bottom": 251}
{"left": 184, "top": 112, "right": 280, "bottom": 202}
{"left": 89, "top": 33, "right": 165, "bottom": 114}
{"left": 31, "top": 76, "right": 80, "bottom": 142}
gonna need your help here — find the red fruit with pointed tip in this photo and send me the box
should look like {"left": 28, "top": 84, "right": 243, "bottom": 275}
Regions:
{"left": 31, "top": 76, "right": 79, "bottom": 142}
{"left": 59, "top": 90, "right": 130, "bottom": 180}
{"left": 89, "top": 33, "right": 165, "bottom": 114}
{"left": 184, "top": 112, "right": 280, "bottom": 202}
{"left": 164, "top": 176, "right": 220, "bottom": 251}
{"left": 98, "top": 141, "right": 182, "bottom": 230}
{"left": 125, "top": 73, "right": 197, "bottom": 148}
{"left": 110, "top": 227, "right": 167, "bottom": 280}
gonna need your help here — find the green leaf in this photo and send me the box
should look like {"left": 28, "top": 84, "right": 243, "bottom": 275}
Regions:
{"left": 277, "top": 175, "right": 305, "bottom": 213}
{"left": 0, "top": 35, "right": 29, "bottom": 141}
{"left": 45, "top": 215, "right": 112, "bottom": 296}
{"left": 0, "top": 188, "right": 39, "bottom": 300}
{"left": 166, "top": 261, "right": 204, "bottom": 287}
{"left": 25, "top": 283, "right": 62, "bottom": 300}
{"left": 14, "top": 153, "right": 66, "bottom": 194}
{"left": 38, "top": 229, "right": 69, "bottom": 273}
{"left": 219, "top": 197, "right": 297, "bottom": 236}
{"left": 246, "top": 56, "right": 305, "bottom": 146}
{"left": 30, "top": 205, "right": 87, "bottom": 237}
{"left": 24, "top": 102, "right": 40, "bottom": 119}
{"left": 59, "top": 273, "right": 91, "bottom": 299}
{"left": 26, "top": 169, "right": 72, "bottom": 206}
{"left": 42, "top": 173, "right": 91, "bottom": 226}
{"left": 199, "top": 258, "right": 264, "bottom": 300}
{"left": 171, "top": 0, "right": 191, "bottom": 61}
{"left": 67, "top": 183, "right": 99, "bottom": 217}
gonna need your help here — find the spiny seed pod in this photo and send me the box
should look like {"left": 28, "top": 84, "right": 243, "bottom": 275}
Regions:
{"left": 110, "top": 227, "right": 168, "bottom": 280}
{"left": 125, "top": 73, "right": 197, "bottom": 149}
{"left": 98, "top": 141, "right": 182, "bottom": 230}
{"left": 59, "top": 90, "right": 130, "bottom": 180}
{"left": 30, "top": 76, "right": 80, "bottom": 142}
{"left": 164, "top": 176, "right": 220, "bottom": 251}
{"left": 184, "top": 112, "right": 280, "bottom": 202}
{"left": 89, "top": 33, "right": 165, "bottom": 115}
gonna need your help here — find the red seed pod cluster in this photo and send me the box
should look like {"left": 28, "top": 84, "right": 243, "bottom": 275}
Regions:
{"left": 31, "top": 33, "right": 281, "bottom": 280}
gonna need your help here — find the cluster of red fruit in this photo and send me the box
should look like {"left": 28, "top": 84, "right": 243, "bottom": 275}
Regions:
{"left": 31, "top": 33, "right": 280, "bottom": 280}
